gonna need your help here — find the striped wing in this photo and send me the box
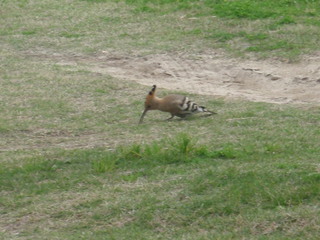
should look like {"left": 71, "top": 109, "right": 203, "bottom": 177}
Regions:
{"left": 179, "top": 96, "right": 204, "bottom": 114}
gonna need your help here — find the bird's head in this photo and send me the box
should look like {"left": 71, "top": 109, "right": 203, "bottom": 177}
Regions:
{"left": 144, "top": 85, "right": 157, "bottom": 109}
{"left": 139, "top": 85, "right": 157, "bottom": 124}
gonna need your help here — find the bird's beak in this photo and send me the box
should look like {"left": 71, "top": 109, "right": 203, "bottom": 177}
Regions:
{"left": 139, "top": 109, "right": 148, "bottom": 124}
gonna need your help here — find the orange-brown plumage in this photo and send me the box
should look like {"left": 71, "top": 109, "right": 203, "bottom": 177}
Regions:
{"left": 139, "top": 85, "right": 216, "bottom": 124}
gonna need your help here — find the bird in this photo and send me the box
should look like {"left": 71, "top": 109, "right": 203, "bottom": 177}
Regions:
{"left": 139, "top": 85, "right": 216, "bottom": 124}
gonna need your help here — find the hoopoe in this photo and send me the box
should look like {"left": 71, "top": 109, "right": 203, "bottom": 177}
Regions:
{"left": 139, "top": 85, "right": 216, "bottom": 124}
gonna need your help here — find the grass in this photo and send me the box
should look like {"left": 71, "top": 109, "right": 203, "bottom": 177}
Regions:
{"left": 1, "top": 127, "right": 319, "bottom": 239}
{"left": 0, "top": 59, "right": 319, "bottom": 238}
{"left": 0, "top": 0, "right": 320, "bottom": 239}
{"left": 1, "top": 0, "right": 320, "bottom": 59}
{"left": 121, "top": 0, "right": 320, "bottom": 59}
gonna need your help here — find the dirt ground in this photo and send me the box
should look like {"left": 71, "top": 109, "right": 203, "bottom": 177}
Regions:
{"left": 71, "top": 50, "right": 320, "bottom": 106}
{"left": 29, "top": 49, "right": 320, "bottom": 105}
{"left": 92, "top": 51, "right": 320, "bottom": 105}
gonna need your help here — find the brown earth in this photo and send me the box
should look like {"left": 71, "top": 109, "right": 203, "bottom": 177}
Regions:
{"left": 90, "top": 50, "right": 320, "bottom": 105}
{"left": 28, "top": 49, "right": 320, "bottom": 105}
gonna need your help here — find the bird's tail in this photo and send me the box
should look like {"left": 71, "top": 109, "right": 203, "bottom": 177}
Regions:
{"left": 199, "top": 106, "right": 217, "bottom": 115}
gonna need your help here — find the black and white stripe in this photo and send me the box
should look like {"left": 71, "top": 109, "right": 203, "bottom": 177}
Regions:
{"left": 179, "top": 97, "right": 205, "bottom": 114}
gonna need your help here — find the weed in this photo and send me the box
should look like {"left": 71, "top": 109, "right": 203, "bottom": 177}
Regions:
{"left": 172, "top": 133, "right": 195, "bottom": 155}
{"left": 92, "top": 154, "right": 117, "bottom": 173}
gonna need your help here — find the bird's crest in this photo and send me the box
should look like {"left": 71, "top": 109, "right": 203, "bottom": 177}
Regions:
{"left": 148, "top": 85, "right": 156, "bottom": 96}
{"left": 145, "top": 85, "right": 157, "bottom": 106}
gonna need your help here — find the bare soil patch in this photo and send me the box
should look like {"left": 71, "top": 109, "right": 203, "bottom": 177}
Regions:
{"left": 32, "top": 49, "right": 320, "bottom": 105}
{"left": 89, "top": 51, "right": 320, "bottom": 105}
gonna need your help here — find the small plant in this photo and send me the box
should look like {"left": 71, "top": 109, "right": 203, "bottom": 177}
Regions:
{"left": 173, "top": 134, "right": 195, "bottom": 155}
{"left": 92, "top": 154, "right": 117, "bottom": 173}
{"left": 126, "top": 144, "right": 143, "bottom": 159}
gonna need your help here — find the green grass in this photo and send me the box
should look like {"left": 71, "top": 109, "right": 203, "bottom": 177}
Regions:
{"left": 123, "top": 0, "right": 320, "bottom": 59}
{"left": 1, "top": 0, "right": 320, "bottom": 59}
{"left": 0, "top": 59, "right": 319, "bottom": 238}
{"left": 123, "top": 0, "right": 320, "bottom": 18}
{"left": 1, "top": 0, "right": 320, "bottom": 239}
{"left": 1, "top": 129, "right": 319, "bottom": 239}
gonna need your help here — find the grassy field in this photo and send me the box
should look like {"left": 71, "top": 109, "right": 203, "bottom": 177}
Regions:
{"left": 2, "top": 0, "right": 320, "bottom": 59}
{"left": 1, "top": 0, "right": 320, "bottom": 239}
